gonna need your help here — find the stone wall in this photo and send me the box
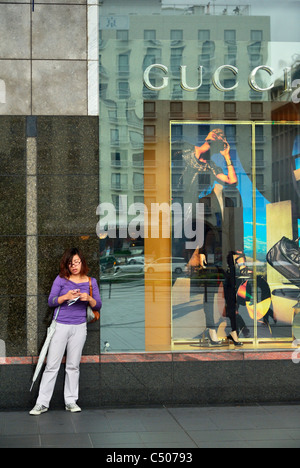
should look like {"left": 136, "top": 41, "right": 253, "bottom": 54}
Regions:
{"left": 0, "top": 1, "right": 100, "bottom": 358}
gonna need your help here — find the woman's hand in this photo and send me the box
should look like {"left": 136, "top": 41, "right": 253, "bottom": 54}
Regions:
{"left": 80, "top": 293, "right": 97, "bottom": 308}
{"left": 58, "top": 289, "right": 80, "bottom": 304}
{"left": 217, "top": 141, "right": 238, "bottom": 185}
{"left": 79, "top": 293, "right": 90, "bottom": 302}
{"left": 220, "top": 141, "right": 231, "bottom": 161}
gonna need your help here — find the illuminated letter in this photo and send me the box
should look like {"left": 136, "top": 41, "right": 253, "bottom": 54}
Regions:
{"left": 212, "top": 65, "right": 238, "bottom": 91}
{"left": 96, "top": 202, "right": 116, "bottom": 239}
{"left": 248, "top": 65, "right": 274, "bottom": 92}
{"left": 292, "top": 80, "right": 300, "bottom": 104}
{"left": 180, "top": 65, "right": 203, "bottom": 91}
{"left": 128, "top": 202, "right": 148, "bottom": 239}
{"left": 184, "top": 203, "right": 204, "bottom": 250}
{"left": 143, "top": 64, "right": 169, "bottom": 91}
{"left": 284, "top": 67, "right": 292, "bottom": 92}
{"left": 150, "top": 203, "right": 171, "bottom": 239}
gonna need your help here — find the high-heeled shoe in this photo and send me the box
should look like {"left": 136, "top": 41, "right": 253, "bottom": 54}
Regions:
{"left": 227, "top": 333, "right": 243, "bottom": 347}
{"left": 208, "top": 330, "right": 223, "bottom": 347}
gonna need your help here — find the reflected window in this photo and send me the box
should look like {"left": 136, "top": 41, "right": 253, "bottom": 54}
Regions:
{"left": 117, "top": 30, "right": 129, "bottom": 41}
{"left": 144, "top": 30, "right": 156, "bottom": 41}
{"left": 118, "top": 54, "right": 130, "bottom": 75}
{"left": 144, "top": 125, "right": 156, "bottom": 142}
{"left": 224, "top": 29, "right": 236, "bottom": 43}
{"left": 144, "top": 102, "right": 156, "bottom": 118}
{"left": 171, "top": 30, "right": 183, "bottom": 41}
{"left": 118, "top": 82, "right": 130, "bottom": 99}
{"left": 132, "top": 153, "right": 144, "bottom": 168}
{"left": 198, "top": 29, "right": 210, "bottom": 41}
{"left": 133, "top": 172, "right": 144, "bottom": 191}
{"left": 251, "top": 30, "right": 263, "bottom": 41}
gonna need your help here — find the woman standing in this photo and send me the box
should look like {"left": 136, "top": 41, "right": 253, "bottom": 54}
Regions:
{"left": 30, "top": 248, "right": 102, "bottom": 415}
{"left": 224, "top": 251, "right": 243, "bottom": 346}
{"left": 184, "top": 128, "right": 242, "bottom": 344}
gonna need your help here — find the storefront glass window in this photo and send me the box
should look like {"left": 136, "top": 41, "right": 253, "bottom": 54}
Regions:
{"left": 98, "top": 0, "right": 300, "bottom": 353}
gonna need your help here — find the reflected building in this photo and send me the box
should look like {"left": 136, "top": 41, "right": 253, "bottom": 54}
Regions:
{"left": 99, "top": 0, "right": 272, "bottom": 256}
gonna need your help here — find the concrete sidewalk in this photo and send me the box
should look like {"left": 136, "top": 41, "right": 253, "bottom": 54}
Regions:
{"left": 1, "top": 404, "right": 300, "bottom": 448}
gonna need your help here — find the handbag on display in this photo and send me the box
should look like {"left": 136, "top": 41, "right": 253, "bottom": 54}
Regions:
{"left": 266, "top": 236, "right": 300, "bottom": 285}
{"left": 87, "top": 277, "right": 100, "bottom": 323}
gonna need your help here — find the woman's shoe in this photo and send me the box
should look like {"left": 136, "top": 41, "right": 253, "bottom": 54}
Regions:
{"left": 208, "top": 330, "right": 223, "bottom": 347}
{"left": 227, "top": 333, "right": 243, "bottom": 347}
{"left": 65, "top": 403, "right": 81, "bottom": 413}
{"left": 29, "top": 404, "right": 48, "bottom": 416}
{"left": 209, "top": 338, "right": 223, "bottom": 346}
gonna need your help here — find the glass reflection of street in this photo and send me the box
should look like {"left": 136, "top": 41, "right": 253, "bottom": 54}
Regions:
{"left": 100, "top": 279, "right": 145, "bottom": 352}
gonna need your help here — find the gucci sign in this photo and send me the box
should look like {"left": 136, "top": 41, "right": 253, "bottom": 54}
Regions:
{"left": 143, "top": 64, "right": 296, "bottom": 96}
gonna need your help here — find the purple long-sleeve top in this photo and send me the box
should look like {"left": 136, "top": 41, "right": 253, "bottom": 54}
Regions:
{"left": 48, "top": 275, "right": 102, "bottom": 325}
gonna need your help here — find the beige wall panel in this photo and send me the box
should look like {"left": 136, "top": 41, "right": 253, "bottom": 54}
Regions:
{"left": 32, "top": 5, "right": 87, "bottom": 60}
{"left": 32, "top": 60, "right": 87, "bottom": 115}
{"left": 0, "top": 4, "right": 31, "bottom": 59}
{"left": 0, "top": 60, "right": 31, "bottom": 115}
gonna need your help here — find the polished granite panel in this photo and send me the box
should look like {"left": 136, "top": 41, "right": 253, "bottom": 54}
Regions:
{"left": 243, "top": 361, "right": 300, "bottom": 403}
{"left": 0, "top": 238, "right": 26, "bottom": 357}
{"left": 36, "top": 117, "right": 98, "bottom": 175}
{"left": 99, "top": 362, "right": 174, "bottom": 407}
{"left": 2, "top": 355, "right": 300, "bottom": 409}
{"left": 35, "top": 116, "right": 100, "bottom": 356}
{"left": 0, "top": 295, "right": 26, "bottom": 357}
{"left": 36, "top": 117, "right": 99, "bottom": 235}
{"left": 0, "top": 117, "right": 26, "bottom": 174}
{"left": 0, "top": 237, "right": 26, "bottom": 294}
{"left": 0, "top": 117, "right": 27, "bottom": 357}
{"left": 173, "top": 361, "right": 245, "bottom": 405}
{"left": 0, "top": 176, "right": 26, "bottom": 235}
{"left": 37, "top": 174, "right": 99, "bottom": 235}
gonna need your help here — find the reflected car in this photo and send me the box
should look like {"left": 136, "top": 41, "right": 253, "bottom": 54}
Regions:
{"left": 113, "top": 258, "right": 144, "bottom": 276}
{"left": 100, "top": 255, "right": 119, "bottom": 273}
{"left": 144, "top": 257, "right": 187, "bottom": 274}
{"left": 127, "top": 256, "right": 144, "bottom": 265}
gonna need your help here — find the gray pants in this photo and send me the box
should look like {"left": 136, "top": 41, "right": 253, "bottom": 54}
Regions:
{"left": 37, "top": 322, "right": 87, "bottom": 407}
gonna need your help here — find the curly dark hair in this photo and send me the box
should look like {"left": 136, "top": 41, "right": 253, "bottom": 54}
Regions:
{"left": 210, "top": 128, "right": 226, "bottom": 140}
{"left": 59, "top": 247, "right": 89, "bottom": 278}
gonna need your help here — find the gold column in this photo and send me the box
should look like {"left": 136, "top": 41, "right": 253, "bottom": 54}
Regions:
{"left": 144, "top": 102, "right": 171, "bottom": 351}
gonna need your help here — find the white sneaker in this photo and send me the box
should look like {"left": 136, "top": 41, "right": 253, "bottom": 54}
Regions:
{"left": 65, "top": 403, "right": 81, "bottom": 413}
{"left": 29, "top": 404, "right": 48, "bottom": 416}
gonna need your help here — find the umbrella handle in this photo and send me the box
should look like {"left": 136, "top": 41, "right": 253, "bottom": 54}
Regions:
{"left": 29, "top": 306, "right": 60, "bottom": 392}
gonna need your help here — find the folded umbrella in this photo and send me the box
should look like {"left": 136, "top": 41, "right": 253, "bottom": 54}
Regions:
{"left": 30, "top": 307, "right": 60, "bottom": 392}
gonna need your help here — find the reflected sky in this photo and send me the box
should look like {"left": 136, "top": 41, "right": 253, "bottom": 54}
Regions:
{"left": 162, "top": 0, "right": 300, "bottom": 42}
